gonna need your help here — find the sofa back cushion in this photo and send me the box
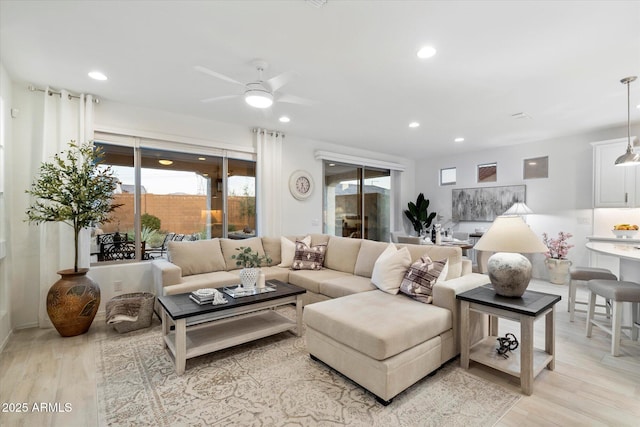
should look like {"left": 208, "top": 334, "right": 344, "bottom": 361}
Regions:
{"left": 397, "top": 244, "right": 462, "bottom": 280}
{"left": 261, "top": 236, "right": 282, "bottom": 266}
{"left": 323, "top": 236, "right": 362, "bottom": 274}
{"left": 354, "top": 239, "right": 390, "bottom": 278}
{"left": 219, "top": 237, "right": 266, "bottom": 270}
{"left": 167, "top": 239, "right": 226, "bottom": 276}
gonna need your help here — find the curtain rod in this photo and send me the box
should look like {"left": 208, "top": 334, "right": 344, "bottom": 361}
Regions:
{"left": 252, "top": 128, "right": 285, "bottom": 138}
{"left": 27, "top": 85, "right": 100, "bottom": 103}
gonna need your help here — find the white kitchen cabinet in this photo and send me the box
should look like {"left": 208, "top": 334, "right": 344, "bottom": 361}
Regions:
{"left": 592, "top": 138, "right": 639, "bottom": 208}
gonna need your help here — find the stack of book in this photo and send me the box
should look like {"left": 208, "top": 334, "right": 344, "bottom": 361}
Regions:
{"left": 189, "top": 288, "right": 216, "bottom": 305}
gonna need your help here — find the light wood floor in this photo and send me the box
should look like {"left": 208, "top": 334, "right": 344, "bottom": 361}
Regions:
{"left": 0, "top": 279, "right": 639, "bottom": 426}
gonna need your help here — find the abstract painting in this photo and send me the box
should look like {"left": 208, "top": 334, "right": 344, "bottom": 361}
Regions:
{"left": 452, "top": 185, "right": 526, "bottom": 221}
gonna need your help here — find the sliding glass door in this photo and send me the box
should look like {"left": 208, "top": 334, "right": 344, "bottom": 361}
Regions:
{"left": 323, "top": 161, "right": 390, "bottom": 242}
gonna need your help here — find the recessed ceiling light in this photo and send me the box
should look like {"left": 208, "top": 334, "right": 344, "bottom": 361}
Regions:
{"left": 198, "top": 157, "right": 206, "bottom": 161}
{"left": 416, "top": 46, "right": 437, "bottom": 59}
{"left": 279, "top": 116, "right": 291, "bottom": 123}
{"left": 328, "top": 163, "right": 336, "bottom": 167}
{"left": 528, "top": 161, "right": 537, "bottom": 165}
{"left": 88, "top": 71, "right": 107, "bottom": 81}
{"left": 454, "top": 137, "right": 465, "bottom": 142}
{"left": 158, "top": 159, "right": 173, "bottom": 166}
{"left": 409, "top": 122, "right": 420, "bottom": 128}
{"left": 637, "top": 104, "right": 640, "bottom": 109}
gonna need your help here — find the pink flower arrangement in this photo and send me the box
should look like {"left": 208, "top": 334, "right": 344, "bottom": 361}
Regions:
{"left": 542, "top": 232, "right": 574, "bottom": 259}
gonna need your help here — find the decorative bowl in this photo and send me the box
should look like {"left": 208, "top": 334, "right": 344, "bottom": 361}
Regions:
{"left": 612, "top": 230, "right": 638, "bottom": 239}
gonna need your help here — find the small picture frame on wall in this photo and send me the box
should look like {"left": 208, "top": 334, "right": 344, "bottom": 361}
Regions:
{"left": 478, "top": 162, "right": 497, "bottom": 183}
{"left": 523, "top": 156, "right": 549, "bottom": 179}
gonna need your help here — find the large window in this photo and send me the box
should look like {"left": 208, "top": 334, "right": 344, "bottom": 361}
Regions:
{"left": 92, "top": 140, "right": 256, "bottom": 263}
{"left": 323, "top": 161, "right": 390, "bottom": 242}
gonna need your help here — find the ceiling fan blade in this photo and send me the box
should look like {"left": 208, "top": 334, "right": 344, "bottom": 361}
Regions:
{"left": 194, "top": 65, "right": 245, "bottom": 87}
{"left": 200, "top": 94, "right": 240, "bottom": 103}
{"left": 266, "top": 71, "right": 297, "bottom": 92}
{"left": 277, "top": 93, "right": 315, "bottom": 106}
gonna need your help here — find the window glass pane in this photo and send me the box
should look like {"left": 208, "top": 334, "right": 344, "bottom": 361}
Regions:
{"left": 93, "top": 143, "right": 136, "bottom": 263}
{"left": 440, "top": 167, "right": 456, "bottom": 185}
{"left": 140, "top": 148, "right": 223, "bottom": 246}
{"left": 324, "top": 162, "right": 361, "bottom": 238}
{"left": 363, "top": 167, "right": 390, "bottom": 242}
{"left": 523, "top": 156, "right": 548, "bottom": 179}
{"left": 227, "top": 158, "right": 256, "bottom": 239}
{"left": 478, "top": 162, "right": 497, "bottom": 183}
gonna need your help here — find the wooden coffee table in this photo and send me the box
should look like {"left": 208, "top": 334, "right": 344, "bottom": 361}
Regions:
{"left": 457, "top": 285, "right": 561, "bottom": 395}
{"left": 157, "top": 280, "right": 305, "bottom": 375}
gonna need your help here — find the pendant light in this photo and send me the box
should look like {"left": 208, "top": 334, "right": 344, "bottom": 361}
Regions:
{"left": 614, "top": 76, "right": 640, "bottom": 166}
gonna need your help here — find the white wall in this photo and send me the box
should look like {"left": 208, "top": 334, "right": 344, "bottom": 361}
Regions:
{"left": 418, "top": 123, "right": 640, "bottom": 279}
{"left": 280, "top": 135, "right": 415, "bottom": 236}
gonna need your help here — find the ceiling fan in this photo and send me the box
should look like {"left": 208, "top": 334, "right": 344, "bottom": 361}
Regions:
{"left": 195, "top": 60, "right": 312, "bottom": 109}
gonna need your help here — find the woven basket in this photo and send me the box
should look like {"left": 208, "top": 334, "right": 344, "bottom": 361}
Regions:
{"left": 108, "top": 292, "right": 155, "bottom": 333}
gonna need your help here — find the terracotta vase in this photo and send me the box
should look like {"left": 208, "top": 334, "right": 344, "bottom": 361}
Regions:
{"left": 47, "top": 268, "right": 100, "bottom": 337}
{"left": 545, "top": 258, "right": 572, "bottom": 285}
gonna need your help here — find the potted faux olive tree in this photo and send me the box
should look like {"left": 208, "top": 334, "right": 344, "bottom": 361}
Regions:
{"left": 26, "top": 141, "right": 121, "bottom": 337}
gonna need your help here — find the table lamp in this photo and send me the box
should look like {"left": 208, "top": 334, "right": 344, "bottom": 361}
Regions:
{"left": 474, "top": 215, "right": 547, "bottom": 297}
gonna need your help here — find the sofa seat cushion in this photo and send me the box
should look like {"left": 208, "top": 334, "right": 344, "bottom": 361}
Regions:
{"left": 319, "top": 276, "right": 377, "bottom": 299}
{"left": 288, "top": 269, "right": 352, "bottom": 294}
{"left": 164, "top": 271, "right": 240, "bottom": 295}
{"left": 227, "top": 266, "right": 290, "bottom": 284}
{"left": 303, "top": 291, "right": 452, "bottom": 360}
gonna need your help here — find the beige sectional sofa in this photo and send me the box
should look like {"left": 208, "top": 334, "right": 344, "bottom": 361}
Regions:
{"left": 151, "top": 233, "right": 489, "bottom": 404}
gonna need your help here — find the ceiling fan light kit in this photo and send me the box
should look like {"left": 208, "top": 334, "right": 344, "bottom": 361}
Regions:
{"left": 244, "top": 82, "right": 274, "bottom": 108}
{"left": 196, "top": 59, "right": 311, "bottom": 110}
{"left": 614, "top": 76, "right": 640, "bottom": 167}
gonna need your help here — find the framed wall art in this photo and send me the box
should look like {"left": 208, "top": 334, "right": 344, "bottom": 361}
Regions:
{"left": 452, "top": 185, "right": 526, "bottom": 221}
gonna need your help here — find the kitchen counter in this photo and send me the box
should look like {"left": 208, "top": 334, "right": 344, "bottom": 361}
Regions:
{"left": 587, "top": 235, "right": 640, "bottom": 244}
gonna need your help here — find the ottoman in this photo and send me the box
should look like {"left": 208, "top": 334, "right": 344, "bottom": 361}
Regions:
{"left": 303, "top": 290, "right": 452, "bottom": 404}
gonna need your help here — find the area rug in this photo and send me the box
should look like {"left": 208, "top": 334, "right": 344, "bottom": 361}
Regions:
{"left": 96, "top": 307, "right": 520, "bottom": 426}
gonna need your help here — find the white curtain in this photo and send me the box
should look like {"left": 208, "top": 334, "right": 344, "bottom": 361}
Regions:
{"left": 36, "top": 88, "right": 94, "bottom": 328}
{"left": 255, "top": 129, "right": 283, "bottom": 237}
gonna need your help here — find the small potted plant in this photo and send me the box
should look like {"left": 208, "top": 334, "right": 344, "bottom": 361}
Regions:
{"left": 541, "top": 232, "right": 574, "bottom": 284}
{"left": 404, "top": 193, "right": 437, "bottom": 237}
{"left": 232, "top": 246, "right": 272, "bottom": 289}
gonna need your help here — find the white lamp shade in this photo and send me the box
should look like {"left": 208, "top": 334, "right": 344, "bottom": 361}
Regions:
{"left": 474, "top": 215, "right": 547, "bottom": 253}
{"left": 503, "top": 202, "right": 533, "bottom": 215}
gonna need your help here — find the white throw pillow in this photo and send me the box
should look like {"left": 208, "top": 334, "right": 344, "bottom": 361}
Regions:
{"left": 278, "top": 235, "right": 311, "bottom": 268}
{"left": 371, "top": 243, "right": 411, "bottom": 294}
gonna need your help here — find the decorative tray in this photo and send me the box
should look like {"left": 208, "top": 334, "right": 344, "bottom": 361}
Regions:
{"left": 222, "top": 286, "right": 276, "bottom": 298}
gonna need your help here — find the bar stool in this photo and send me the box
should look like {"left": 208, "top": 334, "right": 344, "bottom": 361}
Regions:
{"left": 586, "top": 279, "right": 640, "bottom": 356}
{"left": 568, "top": 266, "right": 616, "bottom": 322}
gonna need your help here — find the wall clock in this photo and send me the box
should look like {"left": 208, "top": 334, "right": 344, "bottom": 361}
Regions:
{"left": 289, "top": 170, "right": 314, "bottom": 200}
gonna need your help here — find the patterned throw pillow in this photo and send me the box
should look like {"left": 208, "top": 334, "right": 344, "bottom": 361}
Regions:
{"left": 399, "top": 256, "right": 448, "bottom": 304}
{"left": 292, "top": 241, "right": 327, "bottom": 270}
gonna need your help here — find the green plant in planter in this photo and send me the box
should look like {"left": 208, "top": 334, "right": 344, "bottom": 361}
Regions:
{"left": 232, "top": 246, "right": 272, "bottom": 268}
{"left": 26, "top": 142, "right": 122, "bottom": 272}
{"left": 404, "top": 193, "right": 437, "bottom": 236}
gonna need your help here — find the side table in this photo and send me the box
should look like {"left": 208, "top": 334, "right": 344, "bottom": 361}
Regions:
{"left": 457, "top": 285, "right": 561, "bottom": 395}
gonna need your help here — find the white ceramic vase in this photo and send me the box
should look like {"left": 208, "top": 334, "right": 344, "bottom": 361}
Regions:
{"left": 239, "top": 268, "right": 259, "bottom": 289}
{"left": 545, "top": 258, "right": 572, "bottom": 285}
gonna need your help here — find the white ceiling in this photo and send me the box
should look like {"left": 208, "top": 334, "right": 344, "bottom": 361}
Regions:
{"left": 1, "top": 0, "right": 639, "bottom": 159}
